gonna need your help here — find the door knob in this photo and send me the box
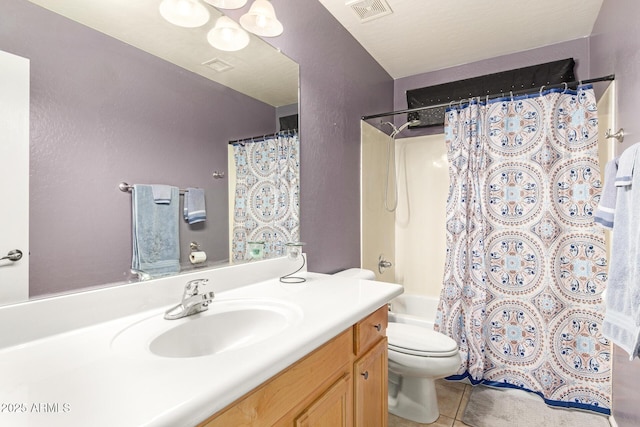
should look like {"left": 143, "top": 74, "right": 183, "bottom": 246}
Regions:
{"left": 1, "top": 249, "right": 23, "bottom": 262}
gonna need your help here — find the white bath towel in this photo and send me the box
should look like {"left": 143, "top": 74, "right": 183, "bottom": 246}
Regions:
{"left": 602, "top": 143, "right": 640, "bottom": 360}
{"left": 614, "top": 144, "right": 638, "bottom": 186}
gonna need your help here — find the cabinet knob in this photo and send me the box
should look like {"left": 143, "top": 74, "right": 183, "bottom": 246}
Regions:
{"left": 373, "top": 323, "right": 381, "bottom": 331}
{"left": 361, "top": 371, "right": 369, "bottom": 380}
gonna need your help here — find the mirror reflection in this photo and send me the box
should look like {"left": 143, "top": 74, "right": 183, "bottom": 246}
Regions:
{"left": 0, "top": 0, "right": 299, "bottom": 306}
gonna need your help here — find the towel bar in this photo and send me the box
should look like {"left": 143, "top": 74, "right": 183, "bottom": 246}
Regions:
{"left": 119, "top": 182, "right": 187, "bottom": 195}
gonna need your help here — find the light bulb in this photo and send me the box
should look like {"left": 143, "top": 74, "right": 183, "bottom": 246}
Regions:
{"left": 239, "top": 0, "right": 283, "bottom": 37}
{"left": 159, "top": 0, "right": 210, "bottom": 28}
{"left": 207, "top": 16, "right": 250, "bottom": 51}
{"left": 204, "top": 0, "right": 248, "bottom": 9}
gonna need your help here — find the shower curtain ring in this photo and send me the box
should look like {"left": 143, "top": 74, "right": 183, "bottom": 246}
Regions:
{"left": 539, "top": 85, "right": 546, "bottom": 96}
{"left": 562, "top": 82, "right": 568, "bottom": 93}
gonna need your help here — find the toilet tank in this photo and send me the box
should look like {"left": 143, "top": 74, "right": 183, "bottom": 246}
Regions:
{"left": 332, "top": 268, "right": 376, "bottom": 280}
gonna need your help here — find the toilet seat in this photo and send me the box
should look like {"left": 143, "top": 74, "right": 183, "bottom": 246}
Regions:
{"left": 387, "top": 323, "right": 458, "bottom": 357}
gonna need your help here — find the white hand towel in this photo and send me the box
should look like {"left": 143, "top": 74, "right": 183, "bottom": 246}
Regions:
{"left": 183, "top": 188, "right": 206, "bottom": 224}
{"left": 615, "top": 144, "right": 639, "bottom": 186}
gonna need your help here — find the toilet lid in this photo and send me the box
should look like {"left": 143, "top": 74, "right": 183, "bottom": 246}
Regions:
{"left": 387, "top": 323, "right": 459, "bottom": 357}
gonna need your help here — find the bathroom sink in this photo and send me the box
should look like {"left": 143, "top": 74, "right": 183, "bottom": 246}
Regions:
{"left": 111, "top": 298, "right": 303, "bottom": 358}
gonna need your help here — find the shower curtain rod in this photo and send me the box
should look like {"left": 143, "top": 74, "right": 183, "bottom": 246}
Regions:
{"left": 228, "top": 128, "right": 297, "bottom": 145}
{"left": 361, "top": 74, "right": 615, "bottom": 121}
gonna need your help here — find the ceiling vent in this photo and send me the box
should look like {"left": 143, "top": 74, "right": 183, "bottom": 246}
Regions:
{"left": 202, "top": 58, "right": 234, "bottom": 73}
{"left": 346, "top": 0, "right": 393, "bottom": 23}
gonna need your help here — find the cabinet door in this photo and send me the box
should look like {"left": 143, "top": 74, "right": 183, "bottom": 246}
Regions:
{"left": 354, "top": 338, "right": 388, "bottom": 427}
{"left": 295, "top": 374, "right": 353, "bottom": 427}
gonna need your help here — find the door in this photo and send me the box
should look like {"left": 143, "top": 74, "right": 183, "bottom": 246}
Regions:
{"left": 354, "top": 338, "right": 388, "bottom": 427}
{"left": 295, "top": 374, "right": 353, "bottom": 427}
{"left": 0, "top": 50, "right": 29, "bottom": 304}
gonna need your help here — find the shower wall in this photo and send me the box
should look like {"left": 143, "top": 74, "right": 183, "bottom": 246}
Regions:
{"left": 360, "top": 123, "right": 447, "bottom": 295}
{"left": 360, "top": 122, "right": 395, "bottom": 280}
{"left": 394, "top": 134, "right": 448, "bottom": 297}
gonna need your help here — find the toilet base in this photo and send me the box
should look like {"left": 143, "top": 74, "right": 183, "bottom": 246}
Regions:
{"left": 388, "top": 375, "right": 439, "bottom": 424}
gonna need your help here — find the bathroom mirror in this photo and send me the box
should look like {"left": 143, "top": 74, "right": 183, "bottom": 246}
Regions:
{"left": 0, "top": 0, "right": 299, "bottom": 306}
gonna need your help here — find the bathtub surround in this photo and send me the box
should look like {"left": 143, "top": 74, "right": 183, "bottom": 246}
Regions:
{"left": 435, "top": 86, "right": 611, "bottom": 413}
{"left": 394, "top": 133, "right": 449, "bottom": 296}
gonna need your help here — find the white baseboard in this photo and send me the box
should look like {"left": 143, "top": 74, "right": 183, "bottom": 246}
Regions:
{"left": 609, "top": 414, "right": 618, "bottom": 427}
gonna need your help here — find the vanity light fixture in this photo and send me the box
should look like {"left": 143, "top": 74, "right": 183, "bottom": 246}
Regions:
{"left": 159, "top": 0, "right": 210, "bottom": 28}
{"left": 240, "top": 0, "right": 283, "bottom": 37}
{"left": 207, "top": 16, "right": 251, "bottom": 51}
{"left": 204, "top": 0, "right": 248, "bottom": 9}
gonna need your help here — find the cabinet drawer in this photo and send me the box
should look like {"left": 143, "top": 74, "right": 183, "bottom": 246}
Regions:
{"left": 353, "top": 305, "right": 387, "bottom": 356}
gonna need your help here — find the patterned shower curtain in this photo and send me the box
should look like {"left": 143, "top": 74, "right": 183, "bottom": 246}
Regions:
{"left": 231, "top": 131, "right": 300, "bottom": 261}
{"left": 435, "top": 86, "right": 611, "bottom": 414}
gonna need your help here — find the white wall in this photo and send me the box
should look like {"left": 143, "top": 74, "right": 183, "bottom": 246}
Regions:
{"left": 394, "top": 134, "right": 448, "bottom": 297}
{"left": 360, "top": 122, "right": 395, "bottom": 280}
{"left": 361, "top": 124, "right": 449, "bottom": 296}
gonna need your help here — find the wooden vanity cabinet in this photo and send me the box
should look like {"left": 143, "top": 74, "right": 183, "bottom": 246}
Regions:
{"left": 353, "top": 306, "right": 388, "bottom": 427}
{"left": 354, "top": 338, "right": 388, "bottom": 427}
{"left": 199, "top": 305, "right": 389, "bottom": 427}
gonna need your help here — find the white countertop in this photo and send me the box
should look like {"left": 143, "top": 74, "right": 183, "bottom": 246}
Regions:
{"left": 0, "top": 269, "right": 402, "bottom": 427}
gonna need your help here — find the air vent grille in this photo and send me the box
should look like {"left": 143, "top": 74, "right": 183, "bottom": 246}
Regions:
{"left": 202, "top": 58, "right": 234, "bottom": 73}
{"left": 346, "top": 0, "right": 393, "bottom": 23}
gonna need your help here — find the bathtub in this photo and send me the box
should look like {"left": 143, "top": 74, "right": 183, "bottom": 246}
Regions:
{"left": 388, "top": 294, "right": 439, "bottom": 330}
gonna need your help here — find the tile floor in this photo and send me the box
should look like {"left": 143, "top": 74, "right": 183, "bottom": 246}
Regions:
{"left": 388, "top": 379, "right": 472, "bottom": 427}
{"left": 388, "top": 380, "right": 612, "bottom": 427}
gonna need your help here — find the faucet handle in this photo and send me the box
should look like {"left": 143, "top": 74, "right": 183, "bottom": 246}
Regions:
{"left": 184, "top": 278, "right": 209, "bottom": 296}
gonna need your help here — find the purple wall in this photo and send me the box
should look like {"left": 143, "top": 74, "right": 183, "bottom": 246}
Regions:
{"left": 225, "top": 0, "right": 395, "bottom": 274}
{"left": 590, "top": 1, "right": 640, "bottom": 425}
{"left": 1, "top": 0, "right": 277, "bottom": 296}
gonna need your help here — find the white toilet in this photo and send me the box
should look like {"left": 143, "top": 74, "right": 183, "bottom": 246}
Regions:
{"left": 332, "top": 268, "right": 461, "bottom": 424}
{"left": 387, "top": 321, "right": 461, "bottom": 423}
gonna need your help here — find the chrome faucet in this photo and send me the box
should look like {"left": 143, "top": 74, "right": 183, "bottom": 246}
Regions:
{"left": 164, "top": 278, "right": 215, "bottom": 320}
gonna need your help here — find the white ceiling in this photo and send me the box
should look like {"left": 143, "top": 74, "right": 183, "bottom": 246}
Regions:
{"left": 317, "top": 0, "right": 604, "bottom": 79}
{"left": 26, "top": 0, "right": 605, "bottom": 104}
{"left": 27, "top": 0, "right": 298, "bottom": 107}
